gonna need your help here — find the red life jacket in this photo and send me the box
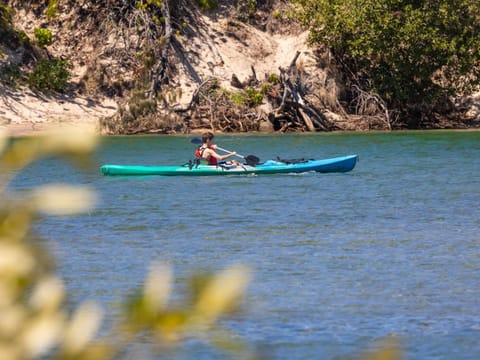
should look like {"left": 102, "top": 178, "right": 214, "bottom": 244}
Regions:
{"left": 195, "top": 145, "right": 217, "bottom": 165}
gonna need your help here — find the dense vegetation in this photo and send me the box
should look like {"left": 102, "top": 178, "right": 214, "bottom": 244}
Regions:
{"left": 1, "top": 1, "right": 479, "bottom": 131}
{"left": 291, "top": 0, "right": 480, "bottom": 126}
{"left": 0, "top": 4, "right": 71, "bottom": 92}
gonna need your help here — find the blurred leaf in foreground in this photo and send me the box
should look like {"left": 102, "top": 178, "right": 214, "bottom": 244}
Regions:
{"left": 359, "top": 337, "right": 403, "bottom": 360}
{"left": 0, "top": 129, "right": 255, "bottom": 360}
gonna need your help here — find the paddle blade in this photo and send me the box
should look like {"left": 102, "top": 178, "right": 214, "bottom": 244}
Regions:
{"left": 245, "top": 155, "right": 260, "bottom": 166}
{"left": 190, "top": 138, "right": 202, "bottom": 145}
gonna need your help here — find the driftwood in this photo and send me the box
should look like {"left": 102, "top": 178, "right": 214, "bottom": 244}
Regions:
{"left": 351, "top": 84, "right": 391, "bottom": 130}
{"left": 103, "top": 5, "right": 341, "bottom": 134}
{"left": 230, "top": 66, "right": 259, "bottom": 89}
{"left": 268, "top": 51, "right": 330, "bottom": 132}
{"left": 109, "top": 47, "right": 338, "bottom": 134}
{"left": 87, "top": 0, "right": 397, "bottom": 135}
{"left": 175, "top": 51, "right": 335, "bottom": 133}
{"left": 231, "top": 74, "right": 243, "bottom": 88}
{"left": 180, "top": 77, "right": 261, "bottom": 132}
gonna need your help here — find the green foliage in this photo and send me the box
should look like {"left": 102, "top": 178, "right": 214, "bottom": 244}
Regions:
{"left": 17, "top": 30, "right": 29, "bottom": 43}
{"left": 196, "top": 0, "right": 218, "bottom": 11}
{"left": 267, "top": 73, "right": 280, "bottom": 84}
{"left": 260, "top": 84, "right": 271, "bottom": 94}
{"left": 0, "top": 4, "right": 13, "bottom": 27}
{"left": 128, "top": 90, "right": 157, "bottom": 119}
{"left": 0, "top": 6, "right": 29, "bottom": 49}
{"left": 272, "top": 10, "right": 282, "bottom": 19}
{"left": 0, "top": 63, "right": 22, "bottom": 87}
{"left": 245, "top": 86, "right": 264, "bottom": 105}
{"left": 230, "top": 86, "right": 264, "bottom": 107}
{"left": 136, "top": 48, "right": 156, "bottom": 69}
{"left": 136, "top": 0, "right": 163, "bottom": 10}
{"left": 230, "top": 92, "right": 246, "bottom": 106}
{"left": 245, "top": 0, "right": 257, "bottom": 13}
{"left": 0, "top": 5, "right": 14, "bottom": 41}
{"left": 292, "top": 0, "right": 480, "bottom": 112}
{"left": 46, "top": 0, "right": 58, "bottom": 19}
{"left": 34, "top": 27, "right": 53, "bottom": 47}
{"left": 28, "top": 59, "right": 71, "bottom": 92}
{"left": 235, "top": 0, "right": 257, "bottom": 20}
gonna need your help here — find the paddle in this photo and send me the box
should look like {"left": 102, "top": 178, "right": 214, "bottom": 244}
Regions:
{"left": 190, "top": 138, "right": 260, "bottom": 166}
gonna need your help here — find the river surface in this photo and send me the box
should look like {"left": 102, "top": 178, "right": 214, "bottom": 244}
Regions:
{"left": 13, "top": 131, "right": 480, "bottom": 359}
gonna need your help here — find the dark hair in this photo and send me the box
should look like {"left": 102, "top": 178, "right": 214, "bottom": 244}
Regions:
{"left": 202, "top": 131, "right": 214, "bottom": 144}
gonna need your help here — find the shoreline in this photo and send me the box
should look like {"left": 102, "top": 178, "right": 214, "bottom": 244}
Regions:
{"left": 0, "top": 119, "right": 100, "bottom": 137}
{"left": 0, "top": 86, "right": 118, "bottom": 137}
{"left": 1, "top": 89, "right": 479, "bottom": 138}
{"left": 3, "top": 119, "right": 480, "bottom": 138}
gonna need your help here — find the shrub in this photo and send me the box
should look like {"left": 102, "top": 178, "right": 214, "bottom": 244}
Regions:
{"left": 230, "top": 92, "right": 246, "bottom": 106}
{"left": 229, "top": 87, "right": 264, "bottom": 107}
{"left": 260, "top": 84, "right": 271, "bottom": 94}
{"left": 0, "top": 63, "right": 22, "bottom": 87}
{"left": 0, "top": 4, "right": 12, "bottom": 27}
{"left": 0, "top": 5, "right": 13, "bottom": 39}
{"left": 267, "top": 73, "right": 280, "bottom": 84}
{"left": 245, "top": 0, "right": 257, "bottom": 13}
{"left": 245, "top": 86, "right": 264, "bottom": 105}
{"left": 196, "top": 0, "right": 218, "bottom": 11}
{"left": 46, "top": 0, "right": 57, "bottom": 19}
{"left": 28, "top": 59, "right": 71, "bottom": 92}
{"left": 292, "top": 0, "right": 480, "bottom": 116}
{"left": 34, "top": 27, "right": 53, "bottom": 47}
{"left": 272, "top": 10, "right": 282, "bottom": 19}
{"left": 17, "top": 30, "right": 29, "bottom": 43}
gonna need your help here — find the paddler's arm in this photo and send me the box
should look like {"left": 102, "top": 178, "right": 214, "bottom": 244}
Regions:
{"left": 205, "top": 148, "right": 237, "bottom": 161}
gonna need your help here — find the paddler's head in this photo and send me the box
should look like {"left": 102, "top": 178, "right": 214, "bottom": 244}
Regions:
{"left": 202, "top": 131, "right": 214, "bottom": 145}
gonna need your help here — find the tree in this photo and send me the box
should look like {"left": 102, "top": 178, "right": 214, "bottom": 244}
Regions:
{"left": 292, "top": 0, "right": 480, "bottom": 126}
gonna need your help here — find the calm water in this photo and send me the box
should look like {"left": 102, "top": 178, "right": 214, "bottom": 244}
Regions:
{"left": 13, "top": 131, "right": 480, "bottom": 359}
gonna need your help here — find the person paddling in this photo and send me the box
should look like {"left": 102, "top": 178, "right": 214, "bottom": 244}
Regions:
{"left": 195, "top": 132, "right": 240, "bottom": 166}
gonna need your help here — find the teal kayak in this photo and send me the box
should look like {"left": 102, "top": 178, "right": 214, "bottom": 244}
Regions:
{"left": 100, "top": 154, "right": 358, "bottom": 176}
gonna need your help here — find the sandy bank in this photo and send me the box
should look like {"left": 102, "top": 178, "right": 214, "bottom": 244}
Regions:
{"left": 0, "top": 86, "right": 117, "bottom": 136}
